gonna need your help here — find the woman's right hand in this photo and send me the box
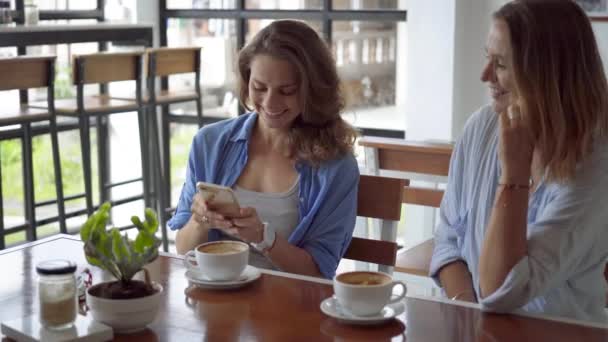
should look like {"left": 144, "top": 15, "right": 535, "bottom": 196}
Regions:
{"left": 189, "top": 192, "right": 234, "bottom": 229}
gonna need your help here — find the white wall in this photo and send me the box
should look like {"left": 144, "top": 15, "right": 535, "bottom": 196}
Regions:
{"left": 405, "top": 0, "right": 504, "bottom": 142}
{"left": 404, "top": 0, "right": 455, "bottom": 141}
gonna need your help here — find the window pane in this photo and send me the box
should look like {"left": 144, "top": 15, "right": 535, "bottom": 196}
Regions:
{"left": 167, "top": 18, "right": 238, "bottom": 118}
{"left": 333, "top": 0, "right": 404, "bottom": 10}
{"left": 167, "top": 0, "right": 236, "bottom": 9}
{"left": 36, "top": 0, "right": 98, "bottom": 10}
{"left": 246, "top": 19, "right": 322, "bottom": 43}
{"left": 333, "top": 21, "right": 405, "bottom": 131}
{"left": 245, "top": 0, "right": 321, "bottom": 10}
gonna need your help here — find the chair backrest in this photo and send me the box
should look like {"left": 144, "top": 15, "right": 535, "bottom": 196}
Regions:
{"left": 342, "top": 175, "right": 407, "bottom": 266}
{"left": 72, "top": 51, "right": 144, "bottom": 85}
{"left": 359, "top": 136, "right": 453, "bottom": 177}
{"left": 0, "top": 56, "right": 55, "bottom": 91}
{"left": 146, "top": 47, "right": 201, "bottom": 77}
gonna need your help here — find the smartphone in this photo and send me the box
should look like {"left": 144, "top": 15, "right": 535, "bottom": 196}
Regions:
{"left": 196, "top": 181, "right": 240, "bottom": 217}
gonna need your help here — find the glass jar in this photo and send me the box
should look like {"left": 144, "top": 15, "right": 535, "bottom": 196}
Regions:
{"left": 24, "top": 3, "right": 38, "bottom": 25}
{"left": 36, "top": 260, "right": 77, "bottom": 330}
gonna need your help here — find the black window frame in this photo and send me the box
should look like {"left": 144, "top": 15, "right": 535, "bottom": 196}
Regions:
{"left": 158, "top": 0, "right": 407, "bottom": 138}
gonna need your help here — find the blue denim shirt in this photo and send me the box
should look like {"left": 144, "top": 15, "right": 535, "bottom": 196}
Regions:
{"left": 168, "top": 113, "right": 359, "bottom": 279}
{"left": 430, "top": 105, "right": 608, "bottom": 323}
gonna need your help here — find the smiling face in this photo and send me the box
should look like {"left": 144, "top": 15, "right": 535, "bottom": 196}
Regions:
{"left": 248, "top": 54, "right": 303, "bottom": 132}
{"left": 481, "top": 19, "right": 516, "bottom": 114}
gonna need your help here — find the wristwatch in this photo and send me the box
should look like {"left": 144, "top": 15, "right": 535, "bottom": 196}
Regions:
{"left": 252, "top": 222, "right": 275, "bottom": 253}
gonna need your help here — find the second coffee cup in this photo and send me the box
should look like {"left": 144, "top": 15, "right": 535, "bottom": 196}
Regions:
{"left": 184, "top": 241, "right": 249, "bottom": 281}
{"left": 333, "top": 271, "right": 407, "bottom": 316}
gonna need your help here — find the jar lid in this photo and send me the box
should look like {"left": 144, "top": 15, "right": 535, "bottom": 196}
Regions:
{"left": 36, "top": 260, "right": 77, "bottom": 275}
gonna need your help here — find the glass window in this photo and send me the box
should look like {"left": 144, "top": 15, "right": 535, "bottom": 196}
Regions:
{"left": 245, "top": 0, "right": 321, "bottom": 10}
{"left": 333, "top": 21, "right": 405, "bottom": 131}
{"left": 36, "top": 0, "right": 98, "bottom": 10}
{"left": 167, "top": 0, "right": 236, "bottom": 9}
{"left": 167, "top": 18, "right": 239, "bottom": 119}
{"left": 333, "top": 0, "right": 404, "bottom": 10}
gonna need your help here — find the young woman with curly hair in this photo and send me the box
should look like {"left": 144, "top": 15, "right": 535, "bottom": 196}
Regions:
{"left": 171, "top": 20, "right": 359, "bottom": 279}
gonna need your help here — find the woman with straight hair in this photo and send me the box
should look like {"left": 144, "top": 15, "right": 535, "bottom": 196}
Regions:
{"left": 431, "top": 0, "right": 608, "bottom": 322}
{"left": 170, "top": 20, "right": 359, "bottom": 279}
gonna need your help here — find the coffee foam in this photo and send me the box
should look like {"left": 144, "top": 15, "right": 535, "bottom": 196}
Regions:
{"left": 337, "top": 272, "right": 391, "bottom": 286}
{"left": 198, "top": 242, "right": 247, "bottom": 254}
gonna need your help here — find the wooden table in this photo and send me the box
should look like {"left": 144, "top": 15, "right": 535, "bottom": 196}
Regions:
{"left": 1, "top": 235, "right": 606, "bottom": 341}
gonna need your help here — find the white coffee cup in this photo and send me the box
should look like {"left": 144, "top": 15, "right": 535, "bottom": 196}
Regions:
{"left": 183, "top": 241, "right": 249, "bottom": 281}
{"left": 333, "top": 271, "right": 407, "bottom": 316}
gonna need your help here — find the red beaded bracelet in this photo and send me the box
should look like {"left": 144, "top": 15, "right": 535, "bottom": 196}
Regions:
{"left": 498, "top": 183, "right": 530, "bottom": 190}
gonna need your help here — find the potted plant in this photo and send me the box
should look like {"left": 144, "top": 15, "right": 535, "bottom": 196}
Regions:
{"left": 80, "top": 202, "right": 163, "bottom": 333}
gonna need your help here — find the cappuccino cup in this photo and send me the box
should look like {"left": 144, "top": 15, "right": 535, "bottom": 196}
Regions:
{"left": 333, "top": 271, "right": 407, "bottom": 316}
{"left": 184, "top": 241, "right": 249, "bottom": 281}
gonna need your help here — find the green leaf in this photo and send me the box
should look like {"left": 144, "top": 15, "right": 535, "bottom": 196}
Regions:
{"left": 80, "top": 203, "right": 161, "bottom": 283}
{"left": 134, "top": 230, "right": 155, "bottom": 254}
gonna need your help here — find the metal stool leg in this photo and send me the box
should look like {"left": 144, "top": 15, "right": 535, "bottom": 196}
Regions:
{"left": 49, "top": 116, "right": 67, "bottom": 234}
{"left": 137, "top": 107, "right": 151, "bottom": 209}
{"left": 97, "top": 115, "right": 110, "bottom": 206}
{"left": 79, "top": 116, "right": 94, "bottom": 216}
{"left": 148, "top": 106, "right": 168, "bottom": 252}
{"left": 0, "top": 145, "right": 5, "bottom": 249}
{"left": 22, "top": 123, "right": 36, "bottom": 241}
{"left": 160, "top": 104, "right": 171, "bottom": 240}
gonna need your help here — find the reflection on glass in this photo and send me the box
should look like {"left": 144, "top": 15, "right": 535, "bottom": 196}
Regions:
{"left": 333, "top": 0, "right": 403, "bottom": 10}
{"left": 333, "top": 21, "right": 398, "bottom": 116}
{"left": 167, "top": 0, "right": 236, "bottom": 9}
{"left": 246, "top": 19, "right": 322, "bottom": 43}
{"left": 167, "top": 18, "right": 238, "bottom": 118}
{"left": 245, "top": 0, "right": 321, "bottom": 10}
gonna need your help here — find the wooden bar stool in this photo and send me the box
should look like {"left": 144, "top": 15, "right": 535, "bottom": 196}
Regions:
{"left": 112, "top": 47, "right": 203, "bottom": 250}
{"left": 0, "top": 56, "right": 67, "bottom": 247}
{"left": 31, "top": 51, "right": 157, "bottom": 219}
{"left": 147, "top": 47, "right": 203, "bottom": 251}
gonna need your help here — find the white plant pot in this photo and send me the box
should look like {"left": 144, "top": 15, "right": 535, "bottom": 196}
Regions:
{"left": 86, "top": 281, "right": 163, "bottom": 333}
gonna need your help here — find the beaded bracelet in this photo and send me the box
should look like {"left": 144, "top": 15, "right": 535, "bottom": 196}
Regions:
{"left": 498, "top": 183, "right": 530, "bottom": 190}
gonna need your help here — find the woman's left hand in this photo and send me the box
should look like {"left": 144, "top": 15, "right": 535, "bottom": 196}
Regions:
{"left": 224, "top": 207, "right": 265, "bottom": 244}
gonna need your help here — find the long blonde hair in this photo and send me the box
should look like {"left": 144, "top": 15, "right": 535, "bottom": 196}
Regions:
{"left": 237, "top": 20, "right": 358, "bottom": 166}
{"left": 495, "top": 0, "right": 608, "bottom": 182}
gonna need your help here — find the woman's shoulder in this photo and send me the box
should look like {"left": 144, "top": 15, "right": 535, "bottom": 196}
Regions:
{"left": 314, "top": 152, "right": 359, "bottom": 179}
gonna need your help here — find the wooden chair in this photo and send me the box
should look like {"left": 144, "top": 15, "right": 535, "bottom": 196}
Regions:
{"left": 394, "top": 187, "right": 442, "bottom": 276}
{"left": 111, "top": 47, "right": 203, "bottom": 250}
{"left": 30, "top": 51, "right": 162, "bottom": 220}
{"left": 146, "top": 47, "right": 203, "bottom": 251}
{"left": 359, "top": 136, "right": 453, "bottom": 276}
{"left": 342, "top": 175, "right": 407, "bottom": 271}
{"left": 0, "top": 56, "right": 66, "bottom": 246}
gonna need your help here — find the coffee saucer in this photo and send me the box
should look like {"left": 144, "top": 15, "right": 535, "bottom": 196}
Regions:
{"left": 320, "top": 296, "right": 405, "bottom": 326}
{"left": 186, "top": 265, "right": 261, "bottom": 290}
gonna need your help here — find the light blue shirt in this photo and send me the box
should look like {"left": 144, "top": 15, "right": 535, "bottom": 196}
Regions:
{"left": 430, "top": 105, "right": 608, "bottom": 323}
{"left": 167, "top": 113, "right": 360, "bottom": 279}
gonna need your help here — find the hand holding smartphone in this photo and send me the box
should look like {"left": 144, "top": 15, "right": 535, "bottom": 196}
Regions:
{"left": 196, "top": 182, "right": 241, "bottom": 217}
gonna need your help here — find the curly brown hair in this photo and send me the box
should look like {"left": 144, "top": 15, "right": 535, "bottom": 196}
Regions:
{"left": 237, "top": 20, "right": 358, "bottom": 166}
{"left": 495, "top": 0, "right": 608, "bottom": 182}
